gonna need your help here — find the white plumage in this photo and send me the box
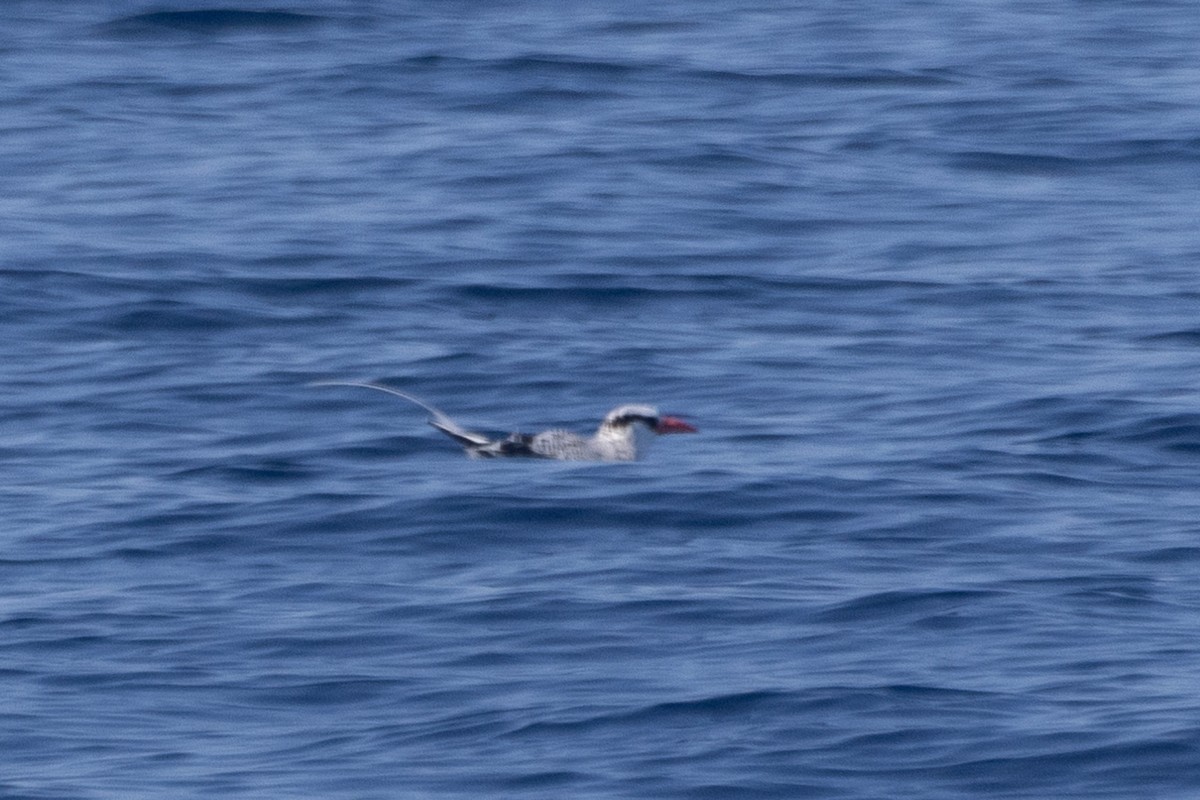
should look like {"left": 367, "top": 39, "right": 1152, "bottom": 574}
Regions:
{"left": 313, "top": 383, "right": 696, "bottom": 461}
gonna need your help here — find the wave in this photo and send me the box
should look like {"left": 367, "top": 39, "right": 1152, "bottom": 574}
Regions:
{"left": 104, "top": 9, "right": 327, "bottom": 36}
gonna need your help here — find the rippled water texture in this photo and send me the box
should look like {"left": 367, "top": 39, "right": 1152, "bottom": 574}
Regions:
{"left": 4, "top": 2, "right": 1200, "bottom": 798}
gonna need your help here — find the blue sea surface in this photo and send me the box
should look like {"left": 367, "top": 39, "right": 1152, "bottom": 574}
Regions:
{"left": 4, "top": 2, "right": 1200, "bottom": 798}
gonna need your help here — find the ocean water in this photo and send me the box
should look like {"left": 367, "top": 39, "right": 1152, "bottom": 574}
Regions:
{"left": 5, "top": 2, "right": 1200, "bottom": 797}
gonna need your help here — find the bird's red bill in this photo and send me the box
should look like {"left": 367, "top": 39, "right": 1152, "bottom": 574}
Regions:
{"left": 655, "top": 416, "right": 698, "bottom": 434}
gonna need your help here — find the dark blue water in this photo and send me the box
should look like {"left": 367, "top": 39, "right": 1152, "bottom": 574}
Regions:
{"left": 5, "top": 2, "right": 1200, "bottom": 798}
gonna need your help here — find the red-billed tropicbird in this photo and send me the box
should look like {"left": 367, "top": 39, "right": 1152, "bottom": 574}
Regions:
{"left": 313, "top": 382, "right": 697, "bottom": 461}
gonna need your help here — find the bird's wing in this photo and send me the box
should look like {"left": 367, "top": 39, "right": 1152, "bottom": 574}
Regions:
{"left": 527, "top": 429, "right": 601, "bottom": 460}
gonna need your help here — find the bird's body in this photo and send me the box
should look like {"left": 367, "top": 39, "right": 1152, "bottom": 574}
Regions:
{"left": 313, "top": 382, "right": 696, "bottom": 461}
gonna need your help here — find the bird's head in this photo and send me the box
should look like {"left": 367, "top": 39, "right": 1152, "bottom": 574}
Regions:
{"left": 601, "top": 404, "right": 698, "bottom": 435}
